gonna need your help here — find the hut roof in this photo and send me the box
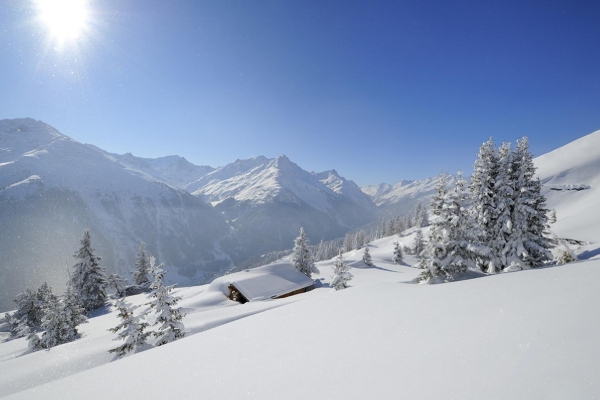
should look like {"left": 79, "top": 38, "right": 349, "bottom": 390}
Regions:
{"left": 227, "top": 262, "right": 314, "bottom": 302}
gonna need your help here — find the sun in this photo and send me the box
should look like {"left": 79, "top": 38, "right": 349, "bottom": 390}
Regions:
{"left": 35, "top": 0, "right": 90, "bottom": 45}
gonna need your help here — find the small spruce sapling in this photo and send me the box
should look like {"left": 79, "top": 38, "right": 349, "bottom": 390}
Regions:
{"left": 148, "top": 257, "right": 185, "bottom": 346}
{"left": 132, "top": 243, "right": 152, "bottom": 287}
{"left": 331, "top": 251, "right": 353, "bottom": 290}
{"left": 392, "top": 241, "right": 403, "bottom": 264}
{"left": 362, "top": 245, "right": 373, "bottom": 266}
{"left": 292, "top": 227, "right": 319, "bottom": 278}
{"left": 108, "top": 299, "right": 151, "bottom": 357}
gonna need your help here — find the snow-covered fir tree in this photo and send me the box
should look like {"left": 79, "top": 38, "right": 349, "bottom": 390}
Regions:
{"left": 362, "top": 245, "right": 373, "bottom": 266}
{"left": 331, "top": 251, "right": 353, "bottom": 290}
{"left": 414, "top": 203, "right": 429, "bottom": 228}
{"left": 108, "top": 299, "right": 151, "bottom": 357}
{"left": 392, "top": 241, "right": 403, "bottom": 264}
{"left": 417, "top": 172, "right": 479, "bottom": 282}
{"left": 148, "top": 257, "right": 185, "bottom": 346}
{"left": 502, "top": 137, "right": 552, "bottom": 270}
{"left": 412, "top": 229, "right": 425, "bottom": 257}
{"left": 292, "top": 227, "right": 319, "bottom": 278}
{"left": 485, "top": 142, "right": 513, "bottom": 273}
{"left": 70, "top": 230, "right": 109, "bottom": 312}
{"left": 469, "top": 137, "right": 499, "bottom": 272}
{"left": 132, "top": 242, "right": 152, "bottom": 287}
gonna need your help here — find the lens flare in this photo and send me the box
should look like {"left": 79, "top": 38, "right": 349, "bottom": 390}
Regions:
{"left": 35, "top": 0, "right": 90, "bottom": 45}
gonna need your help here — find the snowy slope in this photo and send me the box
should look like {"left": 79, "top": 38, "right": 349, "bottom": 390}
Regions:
{"left": 3, "top": 128, "right": 600, "bottom": 398}
{"left": 0, "top": 119, "right": 232, "bottom": 312}
{"left": 535, "top": 129, "right": 600, "bottom": 256}
{"left": 2, "top": 232, "right": 599, "bottom": 399}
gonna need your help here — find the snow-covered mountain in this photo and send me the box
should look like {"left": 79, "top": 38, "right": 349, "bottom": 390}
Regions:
{"left": 107, "top": 152, "right": 215, "bottom": 189}
{"left": 362, "top": 176, "right": 458, "bottom": 217}
{"left": 0, "top": 119, "right": 232, "bottom": 312}
{"left": 186, "top": 155, "right": 376, "bottom": 255}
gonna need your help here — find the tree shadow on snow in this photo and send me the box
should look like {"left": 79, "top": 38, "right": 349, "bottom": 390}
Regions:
{"left": 87, "top": 303, "right": 113, "bottom": 319}
{"left": 401, "top": 269, "right": 487, "bottom": 285}
{"left": 577, "top": 246, "right": 600, "bottom": 261}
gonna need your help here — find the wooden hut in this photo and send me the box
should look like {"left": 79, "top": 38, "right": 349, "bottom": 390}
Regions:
{"left": 225, "top": 262, "right": 315, "bottom": 304}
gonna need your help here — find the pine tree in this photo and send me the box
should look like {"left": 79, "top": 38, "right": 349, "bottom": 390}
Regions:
{"left": 502, "top": 137, "right": 552, "bottom": 270}
{"left": 148, "top": 257, "right": 185, "bottom": 346}
{"left": 392, "top": 241, "right": 403, "bottom": 264}
{"left": 132, "top": 242, "right": 152, "bottom": 287}
{"left": 412, "top": 229, "right": 425, "bottom": 257}
{"left": 108, "top": 300, "right": 151, "bottom": 357}
{"left": 292, "top": 227, "right": 319, "bottom": 278}
{"left": 331, "top": 251, "right": 353, "bottom": 290}
{"left": 70, "top": 230, "right": 108, "bottom": 312}
{"left": 362, "top": 245, "right": 373, "bottom": 266}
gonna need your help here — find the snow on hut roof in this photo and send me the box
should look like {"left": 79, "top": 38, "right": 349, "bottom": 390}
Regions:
{"left": 226, "top": 262, "right": 314, "bottom": 302}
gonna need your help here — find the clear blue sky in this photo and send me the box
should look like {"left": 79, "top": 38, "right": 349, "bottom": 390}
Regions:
{"left": 1, "top": 0, "right": 599, "bottom": 186}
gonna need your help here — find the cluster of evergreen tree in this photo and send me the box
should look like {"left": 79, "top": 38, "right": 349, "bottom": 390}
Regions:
{"left": 108, "top": 255, "right": 186, "bottom": 358}
{"left": 416, "top": 137, "right": 552, "bottom": 282}
{"left": 5, "top": 230, "right": 109, "bottom": 350}
{"left": 378, "top": 202, "right": 429, "bottom": 239}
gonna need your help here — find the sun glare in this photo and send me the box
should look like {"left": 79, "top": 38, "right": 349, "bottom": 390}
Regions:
{"left": 36, "top": 0, "right": 90, "bottom": 45}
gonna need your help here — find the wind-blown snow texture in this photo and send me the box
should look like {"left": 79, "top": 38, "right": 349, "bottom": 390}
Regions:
{"left": 1, "top": 128, "right": 600, "bottom": 399}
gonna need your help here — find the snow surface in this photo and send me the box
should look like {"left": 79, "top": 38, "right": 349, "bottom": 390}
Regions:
{"left": 535, "top": 129, "right": 600, "bottom": 255}
{"left": 2, "top": 128, "right": 600, "bottom": 399}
